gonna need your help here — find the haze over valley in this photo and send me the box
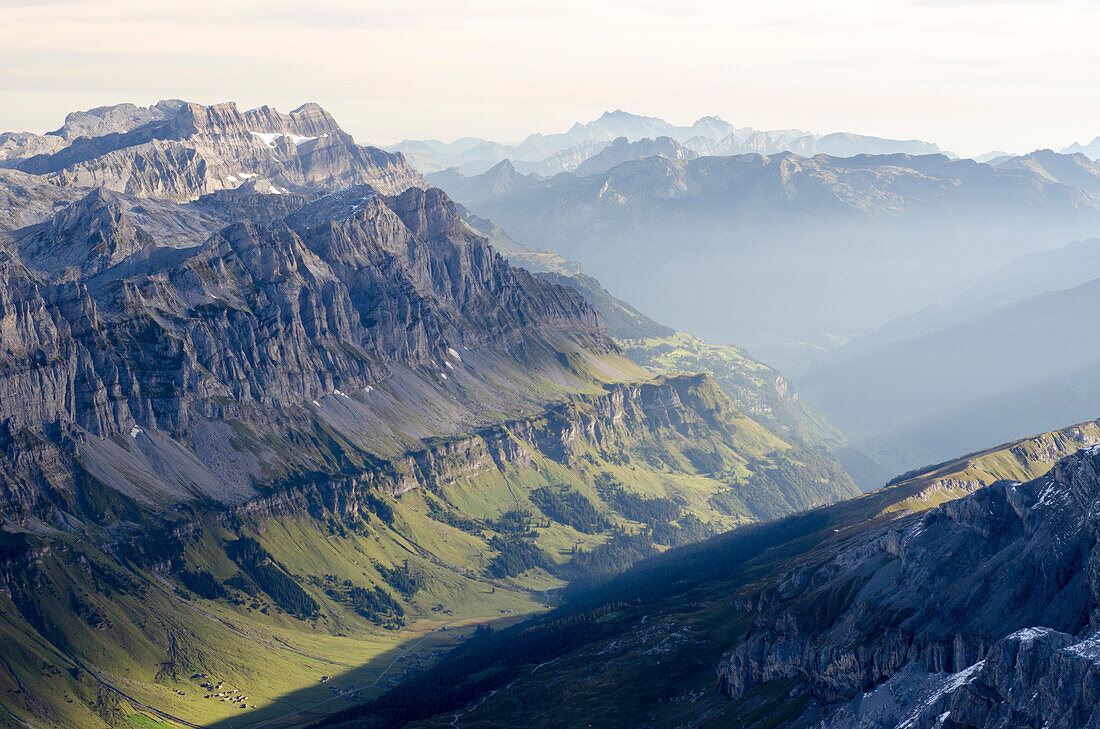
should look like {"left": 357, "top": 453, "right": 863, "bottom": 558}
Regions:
{"left": 4, "top": 2, "right": 1100, "bottom": 728}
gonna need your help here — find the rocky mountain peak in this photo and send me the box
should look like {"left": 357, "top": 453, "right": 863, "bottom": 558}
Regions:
{"left": 167, "top": 101, "right": 341, "bottom": 140}
{"left": 383, "top": 185, "right": 463, "bottom": 241}
{"left": 283, "top": 184, "right": 379, "bottom": 230}
{"left": 570, "top": 136, "right": 698, "bottom": 176}
{"left": 478, "top": 159, "right": 527, "bottom": 195}
{"left": 19, "top": 186, "right": 154, "bottom": 275}
{"left": 286, "top": 102, "right": 341, "bottom": 135}
{"left": 167, "top": 101, "right": 248, "bottom": 137}
{"left": 48, "top": 99, "right": 186, "bottom": 140}
{"left": 3, "top": 100, "right": 425, "bottom": 203}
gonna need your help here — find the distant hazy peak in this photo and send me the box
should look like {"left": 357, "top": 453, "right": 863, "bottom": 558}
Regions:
{"left": 996, "top": 149, "right": 1100, "bottom": 194}
{"left": 1062, "top": 135, "right": 1100, "bottom": 160}
{"left": 974, "top": 150, "right": 1016, "bottom": 164}
{"left": 390, "top": 111, "right": 945, "bottom": 177}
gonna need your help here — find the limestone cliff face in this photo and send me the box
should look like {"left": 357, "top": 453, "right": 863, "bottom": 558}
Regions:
{"left": 0, "top": 99, "right": 627, "bottom": 523}
{"left": 0, "top": 169, "right": 87, "bottom": 231}
{"left": 828, "top": 627, "right": 1100, "bottom": 729}
{"left": 17, "top": 187, "right": 156, "bottom": 276}
{"left": 225, "top": 374, "right": 716, "bottom": 522}
{"left": 299, "top": 186, "right": 606, "bottom": 357}
{"left": 7, "top": 101, "right": 425, "bottom": 202}
{"left": 49, "top": 99, "right": 187, "bottom": 140}
{"left": 0, "top": 185, "right": 609, "bottom": 427}
{"left": 0, "top": 132, "right": 66, "bottom": 164}
{"left": 715, "top": 447, "right": 1100, "bottom": 726}
{"left": 0, "top": 170, "right": 613, "bottom": 516}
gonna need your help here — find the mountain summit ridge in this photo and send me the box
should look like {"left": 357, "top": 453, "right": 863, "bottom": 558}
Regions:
{"left": 1, "top": 99, "right": 426, "bottom": 203}
{"left": 386, "top": 109, "right": 944, "bottom": 175}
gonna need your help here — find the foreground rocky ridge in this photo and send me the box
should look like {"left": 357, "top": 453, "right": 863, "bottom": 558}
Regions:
{"left": 715, "top": 445, "right": 1100, "bottom": 726}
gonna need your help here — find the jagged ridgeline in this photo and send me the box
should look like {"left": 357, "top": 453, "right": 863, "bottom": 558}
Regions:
{"left": 0, "top": 100, "right": 856, "bottom": 729}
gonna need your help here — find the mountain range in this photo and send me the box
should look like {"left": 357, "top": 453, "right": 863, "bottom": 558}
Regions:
{"left": 1, "top": 99, "right": 425, "bottom": 202}
{"left": 0, "top": 100, "right": 862, "bottom": 729}
{"left": 387, "top": 109, "right": 943, "bottom": 176}
{"left": 800, "top": 233, "right": 1100, "bottom": 472}
{"left": 1062, "top": 136, "right": 1100, "bottom": 160}
{"left": 6, "top": 97, "right": 1100, "bottom": 729}
{"left": 431, "top": 150, "right": 1100, "bottom": 366}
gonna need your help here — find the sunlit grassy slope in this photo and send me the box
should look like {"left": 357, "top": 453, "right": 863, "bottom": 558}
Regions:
{"left": 325, "top": 419, "right": 1100, "bottom": 729}
{"left": 622, "top": 332, "right": 845, "bottom": 449}
{"left": 880, "top": 418, "right": 1100, "bottom": 514}
{"left": 0, "top": 362, "right": 856, "bottom": 729}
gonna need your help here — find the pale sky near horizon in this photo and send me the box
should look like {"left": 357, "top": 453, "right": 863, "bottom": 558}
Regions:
{"left": 2, "top": 0, "right": 1098, "bottom": 157}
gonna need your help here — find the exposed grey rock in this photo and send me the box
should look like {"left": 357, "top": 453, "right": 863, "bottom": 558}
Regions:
{"left": 16, "top": 187, "right": 156, "bottom": 277}
{"left": 0, "top": 98, "right": 630, "bottom": 520}
{"left": 0, "top": 131, "right": 66, "bottom": 164}
{"left": 283, "top": 184, "right": 379, "bottom": 229}
{"left": 828, "top": 627, "right": 1100, "bottom": 729}
{"left": 50, "top": 99, "right": 187, "bottom": 140}
{"left": 717, "top": 446, "right": 1100, "bottom": 725}
{"left": 0, "top": 177, "right": 611, "bottom": 516}
{"left": 10, "top": 101, "right": 426, "bottom": 202}
{"left": 0, "top": 168, "right": 87, "bottom": 231}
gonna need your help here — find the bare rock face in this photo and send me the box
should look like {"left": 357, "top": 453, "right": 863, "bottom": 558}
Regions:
{"left": 830, "top": 627, "right": 1100, "bottom": 729}
{"left": 49, "top": 99, "right": 187, "bottom": 140}
{"left": 0, "top": 169, "right": 87, "bottom": 231}
{"left": 7, "top": 101, "right": 425, "bottom": 202}
{"left": 17, "top": 187, "right": 156, "bottom": 276}
{"left": 715, "top": 446, "right": 1100, "bottom": 726}
{"left": 0, "top": 171, "right": 612, "bottom": 515}
{"left": 0, "top": 132, "right": 66, "bottom": 163}
{"left": 0, "top": 99, "right": 613, "bottom": 523}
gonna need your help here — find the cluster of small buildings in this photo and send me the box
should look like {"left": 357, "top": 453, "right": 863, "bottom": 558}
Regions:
{"left": 195, "top": 676, "right": 256, "bottom": 708}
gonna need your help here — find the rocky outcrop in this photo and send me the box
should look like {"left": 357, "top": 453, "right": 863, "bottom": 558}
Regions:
{"left": 48, "top": 99, "right": 186, "bottom": 140}
{"left": 16, "top": 187, "right": 156, "bottom": 276}
{"left": 0, "top": 171, "right": 613, "bottom": 516}
{"left": 0, "top": 98, "right": 626, "bottom": 522}
{"left": 223, "top": 374, "right": 718, "bottom": 524}
{"left": 0, "top": 132, "right": 66, "bottom": 164}
{"left": 829, "top": 627, "right": 1100, "bottom": 729}
{"left": 934, "top": 629, "right": 1100, "bottom": 728}
{"left": 34, "top": 184, "right": 597, "bottom": 409}
{"left": 9, "top": 101, "right": 425, "bottom": 202}
{"left": 0, "top": 169, "right": 87, "bottom": 231}
{"left": 716, "top": 446, "right": 1100, "bottom": 722}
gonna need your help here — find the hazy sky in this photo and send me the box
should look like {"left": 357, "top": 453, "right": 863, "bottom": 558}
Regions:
{"left": 3, "top": 0, "right": 1098, "bottom": 156}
